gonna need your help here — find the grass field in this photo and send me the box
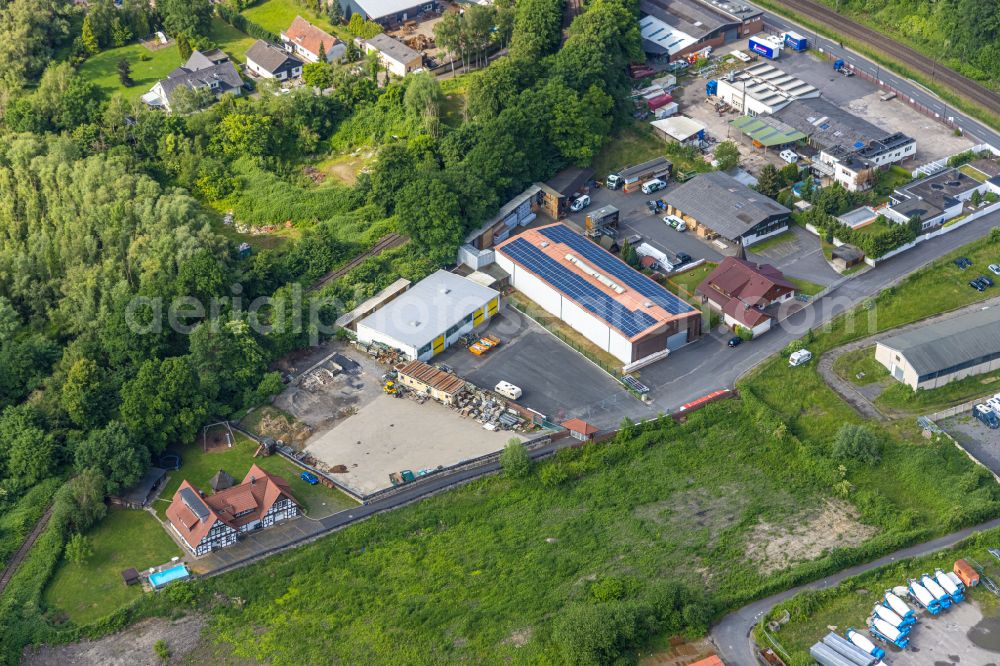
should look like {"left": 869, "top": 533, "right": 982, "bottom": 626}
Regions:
{"left": 832, "top": 346, "right": 889, "bottom": 386}
{"left": 41, "top": 508, "right": 180, "bottom": 626}
{"left": 152, "top": 427, "right": 357, "bottom": 521}
{"left": 749, "top": 230, "right": 795, "bottom": 254}
{"left": 593, "top": 121, "right": 713, "bottom": 181}
{"left": 759, "top": 529, "right": 1000, "bottom": 665}
{"left": 78, "top": 42, "right": 182, "bottom": 102}
{"left": 242, "top": 0, "right": 351, "bottom": 43}
{"left": 667, "top": 262, "right": 715, "bottom": 298}
{"left": 877, "top": 369, "right": 1000, "bottom": 414}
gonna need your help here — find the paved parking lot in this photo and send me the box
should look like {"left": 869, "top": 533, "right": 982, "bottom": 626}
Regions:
{"left": 942, "top": 412, "right": 1000, "bottom": 477}
{"left": 883, "top": 599, "right": 1000, "bottom": 666}
{"left": 436, "top": 308, "right": 643, "bottom": 429}
{"left": 747, "top": 225, "right": 839, "bottom": 285}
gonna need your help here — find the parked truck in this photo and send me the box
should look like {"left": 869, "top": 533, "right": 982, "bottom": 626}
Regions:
{"left": 883, "top": 591, "right": 916, "bottom": 624}
{"left": 846, "top": 629, "right": 885, "bottom": 660}
{"left": 921, "top": 573, "right": 953, "bottom": 609}
{"left": 871, "top": 604, "right": 909, "bottom": 633}
{"left": 907, "top": 579, "right": 943, "bottom": 614}
{"left": 867, "top": 616, "right": 909, "bottom": 649}
{"left": 935, "top": 568, "right": 965, "bottom": 603}
{"left": 606, "top": 156, "right": 672, "bottom": 191}
{"left": 389, "top": 469, "right": 416, "bottom": 486}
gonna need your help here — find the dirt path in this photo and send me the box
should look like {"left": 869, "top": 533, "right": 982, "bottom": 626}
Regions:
{"left": 23, "top": 615, "right": 207, "bottom": 666}
{"left": 0, "top": 504, "right": 53, "bottom": 594}
{"left": 819, "top": 295, "right": 1000, "bottom": 420}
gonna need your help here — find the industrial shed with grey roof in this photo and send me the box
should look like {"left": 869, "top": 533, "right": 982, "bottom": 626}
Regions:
{"left": 875, "top": 307, "right": 1000, "bottom": 390}
{"left": 662, "top": 171, "right": 791, "bottom": 246}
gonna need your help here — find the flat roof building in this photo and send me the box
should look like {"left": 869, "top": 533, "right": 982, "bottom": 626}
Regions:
{"left": 713, "top": 63, "right": 819, "bottom": 116}
{"left": 663, "top": 171, "right": 791, "bottom": 246}
{"left": 884, "top": 167, "right": 979, "bottom": 229}
{"left": 774, "top": 97, "right": 889, "bottom": 152}
{"left": 341, "top": 0, "right": 439, "bottom": 26}
{"left": 650, "top": 116, "right": 706, "bottom": 144}
{"left": 640, "top": 0, "right": 762, "bottom": 60}
{"left": 875, "top": 308, "right": 1000, "bottom": 390}
{"left": 356, "top": 270, "right": 501, "bottom": 361}
{"left": 395, "top": 359, "right": 468, "bottom": 404}
{"left": 729, "top": 115, "right": 806, "bottom": 148}
{"left": 495, "top": 223, "right": 701, "bottom": 365}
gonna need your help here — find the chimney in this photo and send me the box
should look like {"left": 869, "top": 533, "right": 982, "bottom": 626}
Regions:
{"left": 249, "top": 475, "right": 256, "bottom": 485}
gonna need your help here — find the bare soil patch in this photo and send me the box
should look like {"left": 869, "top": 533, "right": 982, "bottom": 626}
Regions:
{"left": 240, "top": 405, "right": 313, "bottom": 449}
{"left": 745, "top": 500, "right": 878, "bottom": 575}
{"left": 639, "top": 636, "right": 718, "bottom": 665}
{"left": 23, "top": 615, "right": 206, "bottom": 666}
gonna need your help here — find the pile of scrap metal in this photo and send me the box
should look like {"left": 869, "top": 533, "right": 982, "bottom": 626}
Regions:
{"left": 456, "top": 388, "right": 528, "bottom": 432}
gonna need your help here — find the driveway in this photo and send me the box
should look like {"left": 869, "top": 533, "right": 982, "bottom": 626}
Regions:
{"left": 747, "top": 226, "right": 840, "bottom": 286}
{"left": 436, "top": 308, "right": 640, "bottom": 429}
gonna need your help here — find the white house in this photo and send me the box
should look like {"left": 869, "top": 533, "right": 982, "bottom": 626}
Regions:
{"left": 141, "top": 49, "right": 243, "bottom": 112}
{"left": 245, "top": 40, "right": 304, "bottom": 80}
{"left": 363, "top": 33, "right": 423, "bottom": 77}
{"left": 281, "top": 16, "right": 346, "bottom": 63}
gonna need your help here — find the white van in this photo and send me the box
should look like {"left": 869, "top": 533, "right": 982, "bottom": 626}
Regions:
{"left": 495, "top": 381, "right": 523, "bottom": 400}
{"left": 731, "top": 50, "right": 752, "bottom": 63}
{"left": 641, "top": 178, "right": 667, "bottom": 194}
{"left": 789, "top": 349, "right": 813, "bottom": 366}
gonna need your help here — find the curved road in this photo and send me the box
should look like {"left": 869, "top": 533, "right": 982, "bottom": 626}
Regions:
{"left": 711, "top": 517, "right": 1000, "bottom": 664}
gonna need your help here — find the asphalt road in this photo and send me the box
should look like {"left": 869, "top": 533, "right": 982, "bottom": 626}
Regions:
{"left": 711, "top": 516, "right": 1000, "bottom": 665}
{"left": 750, "top": 2, "right": 1000, "bottom": 148}
{"left": 635, "top": 209, "right": 1000, "bottom": 416}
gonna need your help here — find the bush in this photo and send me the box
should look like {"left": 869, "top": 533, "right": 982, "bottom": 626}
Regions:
{"left": 153, "top": 639, "right": 170, "bottom": 661}
{"left": 832, "top": 424, "right": 882, "bottom": 466}
{"left": 539, "top": 462, "right": 569, "bottom": 487}
{"left": 499, "top": 440, "right": 531, "bottom": 478}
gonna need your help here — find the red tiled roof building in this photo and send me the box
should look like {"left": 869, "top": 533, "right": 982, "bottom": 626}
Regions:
{"left": 696, "top": 257, "right": 796, "bottom": 336}
{"left": 166, "top": 464, "right": 300, "bottom": 556}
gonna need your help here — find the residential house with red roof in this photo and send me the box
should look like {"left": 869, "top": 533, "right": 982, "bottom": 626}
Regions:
{"left": 695, "top": 257, "right": 795, "bottom": 337}
{"left": 165, "top": 464, "right": 300, "bottom": 556}
{"left": 280, "top": 16, "right": 346, "bottom": 64}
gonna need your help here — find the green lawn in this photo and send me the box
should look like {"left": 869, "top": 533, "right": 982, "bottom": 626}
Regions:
{"left": 667, "top": 262, "right": 715, "bottom": 299}
{"left": 759, "top": 529, "right": 1000, "bottom": 664}
{"left": 959, "top": 163, "right": 989, "bottom": 183}
{"left": 78, "top": 42, "right": 182, "bottom": 102}
{"left": 243, "top": 0, "right": 351, "bottom": 43}
{"left": 749, "top": 230, "right": 795, "bottom": 253}
{"left": 42, "top": 508, "right": 180, "bottom": 626}
{"left": 153, "top": 429, "right": 357, "bottom": 521}
{"left": 78, "top": 19, "right": 254, "bottom": 101}
{"left": 832, "top": 346, "right": 889, "bottom": 386}
{"left": 592, "top": 121, "right": 712, "bottom": 181}
{"left": 877, "top": 369, "right": 1000, "bottom": 414}
{"left": 787, "top": 276, "right": 825, "bottom": 297}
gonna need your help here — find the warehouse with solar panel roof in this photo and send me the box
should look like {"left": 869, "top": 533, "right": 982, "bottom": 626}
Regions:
{"left": 495, "top": 223, "right": 702, "bottom": 365}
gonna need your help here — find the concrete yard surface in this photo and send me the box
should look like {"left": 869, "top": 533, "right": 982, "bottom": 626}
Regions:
{"left": 305, "top": 393, "right": 521, "bottom": 496}
{"left": 885, "top": 599, "right": 1000, "bottom": 666}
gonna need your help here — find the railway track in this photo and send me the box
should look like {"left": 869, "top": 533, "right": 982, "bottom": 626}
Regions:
{"left": 0, "top": 505, "right": 54, "bottom": 595}
{"left": 767, "top": 0, "right": 1000, "bottom": 115}
{"left": 309, "top": 233, "right": 407, "bottom": 291}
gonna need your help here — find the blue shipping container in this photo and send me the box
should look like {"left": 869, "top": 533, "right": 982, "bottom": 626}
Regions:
{"left": 783, "top": 32, "right": 807, "bottom": 51}
{"left": 749, "top": 38, "right": 777, "bottom": 59}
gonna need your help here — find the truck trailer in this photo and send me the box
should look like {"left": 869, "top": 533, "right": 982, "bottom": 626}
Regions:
{"left": 749, "top": 35, "right": 783, "bottom": 59}
{"left": 606, "top": 156, "right": 672, "bottom": 191}
{"left": 782, "top": 31, "right": 808, "bottom": 51}
{"left": 820, "top": 632, "right": 878, "bottom": 666}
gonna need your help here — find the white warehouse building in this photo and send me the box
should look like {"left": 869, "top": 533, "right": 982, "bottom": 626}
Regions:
{"left": 495, "top": 224, "right": 701, "bottom": 366}
{"left": 356, "top": 270, "right": 501, "bottom": 360}
{"left": 714, "top": 63, "right": 819, "bottom": 116}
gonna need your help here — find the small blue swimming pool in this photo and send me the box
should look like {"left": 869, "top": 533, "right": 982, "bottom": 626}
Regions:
{"left": 149, "top": 564, "right": 189, "bottom": 588}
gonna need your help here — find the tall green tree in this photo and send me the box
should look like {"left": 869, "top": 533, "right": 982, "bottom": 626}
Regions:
{"left": 756, "top": 164, "right": 782, "bottom": 199}
{"left": 61, "top": 358, "right": 109, "bottom": 429}
{"left": 119, "top": 355, "right": 208, "bottom": 455}
{"left": 75, "top": 421, "right": 150, "bottom": 494}
{"left": 80, "top": 15, "right": 99, "bottom": 55}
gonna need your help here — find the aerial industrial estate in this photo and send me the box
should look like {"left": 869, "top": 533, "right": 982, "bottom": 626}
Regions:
{"left": 1, "top": 0, "right": 1000, "bottom": 662}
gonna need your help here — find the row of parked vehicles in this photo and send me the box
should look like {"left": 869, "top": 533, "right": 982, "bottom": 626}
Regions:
{"left": 815, "top": 563, "right": 977, "bottom": 665}
{"left": 954, "top": 255, "right": 1000, "bottom": 291}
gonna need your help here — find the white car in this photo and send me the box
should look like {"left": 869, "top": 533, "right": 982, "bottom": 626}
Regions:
{"left": 779, "top": 149, "right": 799, "bottom": 164}
{"left": 989, "top": 263, "right": 1000, "bottom": 276}
{"left": 570, "top": 195, "right": 591, "bottom": 212}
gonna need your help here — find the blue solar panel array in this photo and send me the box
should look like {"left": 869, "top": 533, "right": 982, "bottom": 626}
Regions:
{"left": 501, "top": 238, "right": 659, "bottom": 337}
{"left": 538, "top": 225, "right": 694, "bottom": 315}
